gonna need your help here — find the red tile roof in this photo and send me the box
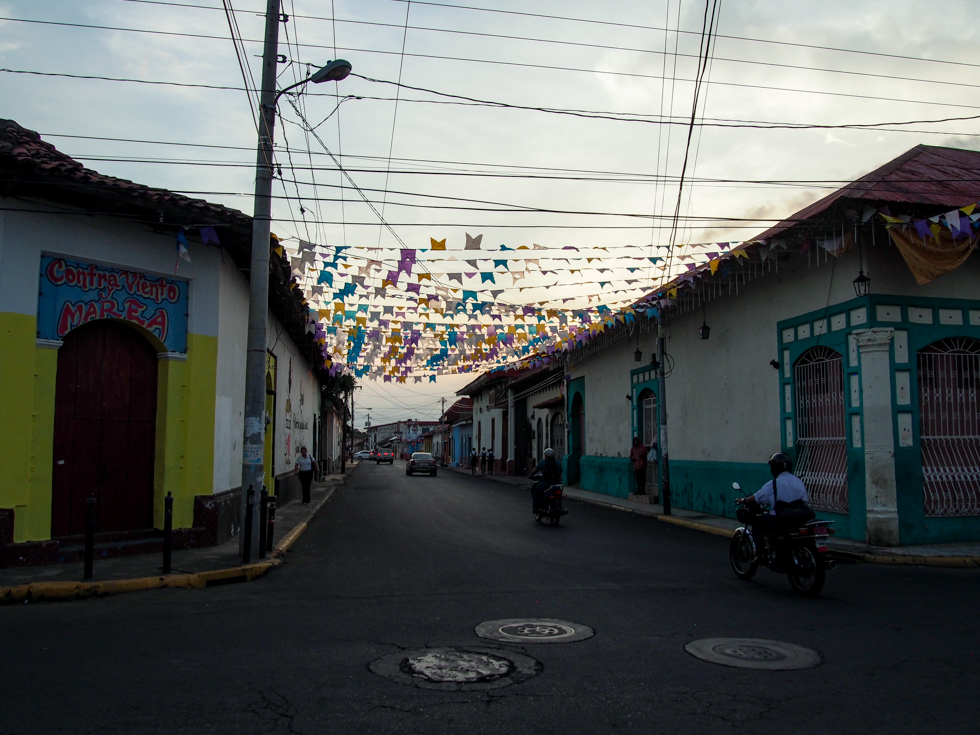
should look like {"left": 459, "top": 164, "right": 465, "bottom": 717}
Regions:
{"left": 755, "top": 144, "right": 980, "bottom": 240}
{"left": 0, "top": 118, "right": 252, "bottom": 230}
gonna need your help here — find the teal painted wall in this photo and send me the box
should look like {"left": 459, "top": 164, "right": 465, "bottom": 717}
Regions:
{"left": 580, "top": 455, "right": 633, "bottom": 498}
{"left": 778, "top": 293, "right": 980, "bottom": 544}
{"left": 566, "top": 377, "right": 585, "bottom": 485}
{"left": 669, "top": 461, "right": 770, "bottom": 519}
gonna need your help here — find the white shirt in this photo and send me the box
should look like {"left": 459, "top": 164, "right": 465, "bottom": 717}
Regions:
{"left": 296, "top": 454, "right": 315, "bottom": 472}
{"left": 754, "top": 472, "right": 809, "bottom": 515}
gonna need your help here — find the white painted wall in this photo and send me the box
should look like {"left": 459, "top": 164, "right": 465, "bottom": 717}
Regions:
{"left": 268, "top": 314, "right": 321, "bottom": 477}
{"left": 0, "top": 200, "right": 221, "bottom": 337}
{"left": 470, "top": 388, "right": 503, "bottom": 456}
{"left": 212, "top": 254, "right": 249, "bottom": 492}
{"left": 211, "top": 258, "right": 323, "bottom": 490}
{"left": 571, "top": 243, "right": 980, "bottom": 465}
{"left": 525, "top": 383, "right": 564, "bottom": 463}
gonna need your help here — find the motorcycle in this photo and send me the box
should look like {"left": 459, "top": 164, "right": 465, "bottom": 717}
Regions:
{"left": 729, "top": 482, "right": 836, "bottom": 597}
{"left": 530, "top": 474, "right": 568, "bottom": 526}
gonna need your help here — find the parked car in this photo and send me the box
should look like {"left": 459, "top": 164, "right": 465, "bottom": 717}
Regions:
{"left": 354, "top": 450, "right": 373, "bottom": 460}
{"left": 406, "top": 452, "right": 438, "bottom": 477}
{"left": 376, "top": 449, "right": 394, "bottom": 464}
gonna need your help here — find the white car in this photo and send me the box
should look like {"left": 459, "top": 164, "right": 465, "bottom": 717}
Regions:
{"left": 354, "top": 450, "right": 373, "bottom": 460}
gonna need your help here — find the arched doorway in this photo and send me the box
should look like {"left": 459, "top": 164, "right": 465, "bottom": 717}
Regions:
{"left": 638, "top": 388, "right": 659, "bottom": 494}
{"left": 550, "top": 412, "right": 565, "bottom": 458}
{"left": 918, "top": 337, "right": 980, "bottom": 516}
{"left": 51, "top": 320, "right": 158, "bottom": 536}
{"left": 536, "top": 417, "right": 544, "bottom": 463}
{"left": 794, "top": 346, "right": 848, "bottom": 513}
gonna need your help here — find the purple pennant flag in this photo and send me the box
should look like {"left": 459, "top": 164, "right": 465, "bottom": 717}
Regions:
{"left": 914, "top": 219, "right": 932, "bottom": 240}
{"left": 199, "top": 226, "right": 220, "bottom": 245}
{"left": 407, "top": 283, "right": 421, "bottom": 294}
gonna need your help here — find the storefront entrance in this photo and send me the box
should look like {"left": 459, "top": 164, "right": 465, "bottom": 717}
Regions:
{"left": 51, "top": 320, "right": 158, "bottom": 536}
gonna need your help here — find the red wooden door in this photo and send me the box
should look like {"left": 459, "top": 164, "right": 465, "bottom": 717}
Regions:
{"left": 51, "top": 321, "right": 158, "bottom": 536}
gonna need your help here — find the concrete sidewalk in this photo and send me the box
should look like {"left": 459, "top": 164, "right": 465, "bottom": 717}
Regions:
{"left": 0, "top": 464, "right": 358, "bottom": 603}
{"left": 449, "top": 465, "right": 980, "bottom": 568}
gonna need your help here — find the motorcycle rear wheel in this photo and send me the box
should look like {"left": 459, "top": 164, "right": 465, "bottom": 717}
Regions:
{"left": 729, "top": 530, "right": 759, "bottom": 580}
{"left": 787, "top": 543, "right": 825, "bottom": 597}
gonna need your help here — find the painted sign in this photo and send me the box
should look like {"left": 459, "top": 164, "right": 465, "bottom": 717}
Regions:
{"left": 37, "top": 255, "right": 189, "bottom": 352}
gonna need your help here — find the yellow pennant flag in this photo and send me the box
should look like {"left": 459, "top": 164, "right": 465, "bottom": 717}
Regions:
{"left": 430, "top": 237, "right": 446, "bottom": 250}
{"left": 709, "top": 259, "right": 720, "bottom": 275}
{"left": 418, "top": 273, "right": 432, "bottom": 282}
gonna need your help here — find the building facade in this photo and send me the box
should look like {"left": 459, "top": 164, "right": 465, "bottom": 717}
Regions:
{"left": 565, "top": 145, "right": 980, "bottom": 545}
{"left": 0, "top": 121, "right": 336, "bottom": 562}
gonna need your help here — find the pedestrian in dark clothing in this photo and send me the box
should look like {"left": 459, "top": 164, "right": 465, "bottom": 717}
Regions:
{"left": 480, "top": 448, "right": 487, "bottom": 475}
{"left": 629, "top": 437, "right": 648, "bottom": 495}
{"left": 487, "top": 448, "right": 495, "bottom": 475}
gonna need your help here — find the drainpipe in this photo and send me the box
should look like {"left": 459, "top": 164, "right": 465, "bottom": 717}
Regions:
{"left": 657, "top": 324, "right": 671, "bottom": 515}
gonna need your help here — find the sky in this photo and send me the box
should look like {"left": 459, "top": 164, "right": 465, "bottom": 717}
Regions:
{"left": 3, "top": 0, "right": 980, "bottom": 425}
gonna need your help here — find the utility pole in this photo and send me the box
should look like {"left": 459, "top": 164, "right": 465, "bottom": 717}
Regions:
{"left": 240, "top": 0, "right": 282, "bottom": 555}
{"left": 340, "top": 391, "right": 347, "bottom": 474}
{"left": 657, "top": 323, "right": 671, "bottom": 515}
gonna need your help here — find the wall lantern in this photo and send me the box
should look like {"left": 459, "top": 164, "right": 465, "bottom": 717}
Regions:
{"left": 698, "top": 321, "right": 711, "bottom": 340}
{"left": 769, "top": 359, "right": 780, "bottom": 370}
{"left": 634, "top": 347, "right": 642, "bottom": 362}
{"left": 852, "top": 270, "right": 871, "bottom": 297}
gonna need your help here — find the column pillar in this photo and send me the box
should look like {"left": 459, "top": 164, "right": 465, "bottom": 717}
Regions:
{"left": 854, "top": 328, "right": 899, "bottom": 546}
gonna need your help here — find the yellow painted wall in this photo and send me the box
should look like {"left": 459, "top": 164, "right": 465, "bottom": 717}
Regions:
{"left": 0, "top": 313, "right": 39, "bottom": 542}
{"left": 153, "top": 333, "right": 218, "bottom": 530}
{"left": 0, "top": 311, "right": 218, "bottom": 541}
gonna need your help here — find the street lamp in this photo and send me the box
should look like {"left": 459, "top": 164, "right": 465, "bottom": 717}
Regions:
{"left": 239, "top": 0, "right": 353, "bottom": 559}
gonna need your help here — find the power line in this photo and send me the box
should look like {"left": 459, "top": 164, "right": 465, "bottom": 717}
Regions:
{"left": 36, "top": 137, "right": 980, "bottom": 185}
{"left": 111, "top": 0, "right": 980, "bottom": 75}
{"left": 8, "top": 16, "right": 980, "bottom": 110}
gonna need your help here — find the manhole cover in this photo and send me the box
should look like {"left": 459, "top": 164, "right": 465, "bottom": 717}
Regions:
{"left": 684, "top": 638, "right": 822, "bottom": 670}
{"left": 369, "top": 647, "right": 542, "bottom": 691}
{"left": 475, "top": 618, "right": 595, "bottom": 644}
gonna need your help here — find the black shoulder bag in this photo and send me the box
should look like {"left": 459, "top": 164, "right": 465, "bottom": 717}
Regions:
{"left": 773, "top": 475, "right": 815, "bottom": 524}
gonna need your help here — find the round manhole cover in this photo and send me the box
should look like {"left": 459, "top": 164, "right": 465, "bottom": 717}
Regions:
{"left": 475, "top": 618, "right": 595, "bottom": 644}
{"left": 684, "top": 638, "right": 822, "bottom": 670}
{"left": 369, "top": 647, "right": 542, "bottom": 691}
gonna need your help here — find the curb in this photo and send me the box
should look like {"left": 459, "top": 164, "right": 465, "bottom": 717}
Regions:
{"left": 0, "top": 481, "right": 344, "bottom": 605}
{"left": 565, "top": 487, "right": 980, "bottom": 569}
{"left": 657, "top": 514, "right": 736, "bottom": 538}
{"left": 860, "top": 553, "right": 980, "bottom": 568}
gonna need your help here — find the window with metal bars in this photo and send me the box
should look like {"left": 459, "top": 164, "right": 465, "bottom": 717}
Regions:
{"left": 794, "top": 346, "right": 849, "bottom": 513}
{"left": 918, "top": 337, "right": 980, "bottom": 517}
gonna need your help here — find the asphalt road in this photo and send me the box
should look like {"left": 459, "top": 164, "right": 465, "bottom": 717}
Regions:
{"left": 2, "top": 462, "right": 979, "bottom": 734}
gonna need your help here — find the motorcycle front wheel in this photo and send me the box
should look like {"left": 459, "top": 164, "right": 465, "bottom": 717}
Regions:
{"left": 787, "top": 543, "right": 825, "bottom": 597}
{"left": 729, "top": 530, "right": 758, "bottom": 580}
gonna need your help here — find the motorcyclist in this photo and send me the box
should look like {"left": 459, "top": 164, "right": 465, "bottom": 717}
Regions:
{"left": 530, "top": 448, "right": 563, "bottom": 513}
{"left": 739, "top": 452, "right": 812, "bottom": 558}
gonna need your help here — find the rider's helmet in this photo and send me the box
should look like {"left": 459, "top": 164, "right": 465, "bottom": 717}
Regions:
{"left": 544, "top": 448, "right": 555, "bottom": 458}
{"left": 768, "top": 452, "right": 793, "bottom": 478}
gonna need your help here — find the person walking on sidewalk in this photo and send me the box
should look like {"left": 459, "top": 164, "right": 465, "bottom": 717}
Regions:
{"left": 629, "top": 437, "right": 648, "bottom": 495}
{"left": 480, "top": 447, "right": 488, "bottom": 475}
{"left": 487, "top": 447, "right": 495, "bottom": 475}
{"left": 296, "top": 446, "right": 318, "bottom": 504}
{"left": 470, "top": 447, "right": 478, "bottom": 475}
